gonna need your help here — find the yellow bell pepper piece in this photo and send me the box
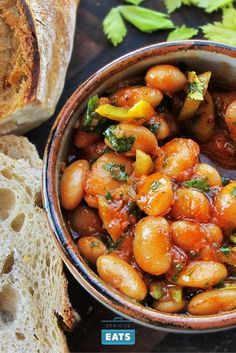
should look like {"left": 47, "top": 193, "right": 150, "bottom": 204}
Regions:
{"left": 134, "top": 149, "right": 154, "bottom": 177}
{"left": 95, "top": 100, "right": 155, "bottom": 122}
{"left": 178, "top": 71, "right": 212, "bottom": 121}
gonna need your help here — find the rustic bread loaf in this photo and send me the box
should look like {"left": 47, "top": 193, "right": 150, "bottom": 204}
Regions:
{"left": 0, "top": 136, "right": 78, "bottom": 353}
{"left": 0, "top": 0, "right": 79, "bottom": 135}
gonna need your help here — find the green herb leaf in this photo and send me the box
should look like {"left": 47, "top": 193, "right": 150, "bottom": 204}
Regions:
{"left": 145, "top": 121, "right": 160, "bottom": 134}
{"left": 108, "top": 241, "right": 119, "bottom": 253}
{"left": 82, "top": 95, "right": 108, "bottom": 133}
{"left": 183, "top": 177, "right": 210, "bottom": 192}
{"left": 202, "top": 7, "right": 236, "bottom": 47}
{"left": 189, "top": 250, "right": 198, "bottom": 259}
{"left": 103, "top": 8, "right": 127, "bottom": 46}
{"left": 187, "top": 72, "right": 204, "bottom": 101}
{"left": 104, "top": 162, "right": 129, "bottom": 181}
{"left": 104, "top": 125, "right": 135, "bottom": 153}
{"left": 119, "top": 5, "right": 174, "bottom": 32}
{"left": 231, "top": 187, "right": 236, "bottom": 197}
{"left": 127, "top": 201, "right": 142, "bottom": 217}
{"left": 82, "top": 95, "right": 99, "bottom": 129}
{"left": 123, "top": 0, "right": 144, "bottom": 4}
{"left": 222, "top": 6, "right": 236, "bottom": 30}
{"left": 105, "top": 191, "right": 113, "bottom": 200}
{"left": 202, "top": 23, "right": 236, "bottom": 47}
{"left": 167, "top": 25, "right": 198, "bottom": 41}
{"left": 165, "top": 0, "right": 182, "bottom": 13}
{"left": 220, "top": 246, "right": 230, "bottom": 255}
{"left": 150, "top": 180, "right": 163, "bottom": 191}
{"left": 171, "top": 274, "right": 179, "bottom": 282}
{"left": 90, "top": 241, "right": 100, "bottom": 248}
{"left": 175, "top": 263, "right": 184, "bottom": 272}
{"left": 221, "top": 176, "right": 230, "bottom": 186}
{"left": 197, "top": 0, "right": 234, "bottom": 13}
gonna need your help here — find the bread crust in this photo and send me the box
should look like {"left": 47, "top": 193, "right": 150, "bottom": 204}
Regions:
{"left": 0, "top": 0, "right": 79, "bottom": 135}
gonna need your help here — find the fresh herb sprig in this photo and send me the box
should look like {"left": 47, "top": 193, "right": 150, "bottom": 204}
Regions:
{"left": 183, "top": 177, "right": 210, "bottom": 192}
{"left": 104, "top": 162, "right": 129, "bottom": 181}
{"left": 103, "top": 0, "right": 236, "bottom": 47}
{"left": 104, "top": 125, "right": 135, "bottom": 153}
{"left": 103, "top": 4, "right": 174, "bottom": 46}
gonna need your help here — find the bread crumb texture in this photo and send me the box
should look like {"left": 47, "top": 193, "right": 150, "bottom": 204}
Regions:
{"left": 0, "top": 147, "right": 78, "bottom": 353}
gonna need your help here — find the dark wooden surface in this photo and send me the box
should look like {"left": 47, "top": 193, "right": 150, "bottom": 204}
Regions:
{"left": 26, "top": 1, "right": 236, "bottom": 352}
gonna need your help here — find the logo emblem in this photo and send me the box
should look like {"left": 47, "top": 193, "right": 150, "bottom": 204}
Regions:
{"left": 101, "top": 316, "right": 135, "bottom": 345}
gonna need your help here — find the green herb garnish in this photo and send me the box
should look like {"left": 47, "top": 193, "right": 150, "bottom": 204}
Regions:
{"left": 150, "top": 180, "right": 163, "bottom": 191}
{"left": 127, "top": 201, "right": 142, "bottom": 218}
{"left": 104, "top": 125, "right": 135, "bottom": 153}
{"left": 104, "top": 162, "right": 129, "bottom": 181}
{"left": 82, "top": 95, "right": 108, "bottom": 133}
{"left": 105, "top": 191, "right": 113, "bottom": 200}
{"left": 220, "top": 246, "right": 230, "bottom": 255}
{"left": 175, "top": 263, "right": 184, "bottom": 272}
{"left": 90, "top": 241, "right": 100, "bottom": 248}
{"left": 165, "top": 0, "right": 234, "bottom": 14}
{"left": 189, "top": 250, "right": 198, "bottom": 259}
{"left": 221, "top": 176, "right": 230, "bottom": 186}
{"left": 187, "top": 72, "right": 204, "bottom": 101}
{"left": 171, "top": 274, "right": 179, "bottom": 283}
{"left": 167, "top": 25, "right": 198, "bottom": 41}
{"left": 103, "top": 5, "right": 174, "bottom": 46}
{"left": 183, "top": 177, "right": 210, "bottom": 192}
{"left": 145, "top": 121, "right": 160, "bottom": 134}
{"left": 107, "top": 240, "right": 121, "bottom": 253}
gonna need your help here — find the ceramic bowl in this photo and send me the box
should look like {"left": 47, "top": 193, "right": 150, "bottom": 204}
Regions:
{"left": 43, "top": 40, "right": 236, "bottom": 333}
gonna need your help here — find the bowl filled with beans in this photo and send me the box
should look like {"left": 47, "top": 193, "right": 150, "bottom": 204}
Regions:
{"left": 43, "top": 40, "right": 236, "bottom": 332}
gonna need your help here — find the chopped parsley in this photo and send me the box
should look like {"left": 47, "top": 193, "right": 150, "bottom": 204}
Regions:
{"left": 127, "top": 201, "right": 142, "bottom": 218}
{"left": 171, "top": 264, "right": 184, "bottom": 282}
{"left": 104, "top": 162, "right": 129, "bottom": 181}
{"left": 189, "top": 250, "right": 198, "bottom": 259}
{"left": 171, "top": 274, "right": 179, "bottom": 283}
{"left": 145, "top": 121, "right": 160, "bottom": 134}
{"left": 231, "top": 187, "right": 236, "bottom": 197}
{"left": 107, "top": 240, "right": 120, "bottom": 253}
{"left": 187, "top": 71, "right": 204, "bottom": 101}
{"left": 90, "top": 241, "right": 100, "bottom": 248}
{"left": 105, "top": 191, "right": 113, "bottom": 200}
{"left": 175, "top": 263, "right": 184, "bottom": 272}
{"left": 220, "top": 246, "right": 230, "bottom": 255}
{"left": 183, "top": 177, "right": 210, "bottom": 192}
{"left": 82, "top": 96, "right": 108, "bottom": 133}
{"left": 221, "top": 176, "right": 230, "bottom": 186}
{"left": 150, "top": 180, "right": 163, "bottom": 191}
{"left": 104, "top": 125, "right": 135, "bottom": 153}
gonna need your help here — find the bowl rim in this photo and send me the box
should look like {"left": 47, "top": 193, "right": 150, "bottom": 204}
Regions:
{"left": 43, "top": 40, "right": 236, "bottom": 333}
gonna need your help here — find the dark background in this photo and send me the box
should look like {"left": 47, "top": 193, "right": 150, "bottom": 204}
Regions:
{"left": 26, "top": 1, "right": 236, "bottom": 352}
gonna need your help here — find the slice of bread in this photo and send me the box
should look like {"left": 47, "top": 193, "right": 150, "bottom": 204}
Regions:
{"left": 0, "top": 135, "right": 42, "bottom": 169}
{"left": 0, "top": 136, "right": 78, "bottom": 353}
{"left": 0, "top": 0, "right": 79, "bottom": 135}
